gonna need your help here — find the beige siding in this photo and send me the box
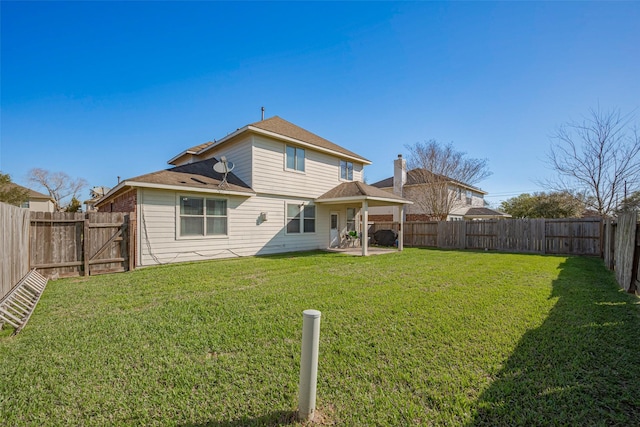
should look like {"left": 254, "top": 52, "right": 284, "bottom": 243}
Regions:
{"left": 251, "top": 135, "right": 363, "bottom": 198}
{"left": 137, "top": 188, "right": 330, "bottom": 266}
{"left": 28, "top": 199, "right": 55, "bottom": 212}
{"left": 198, "top": 135, "right": 253, "bottom": 187}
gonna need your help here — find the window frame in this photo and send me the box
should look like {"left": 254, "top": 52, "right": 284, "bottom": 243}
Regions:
{"left": 286, "top": 202, "right": 316, "bottom": 235}
{"left": 177, "top": 195, "right": 229, "bottom": 239}
{"left": 466, "top": 190, "right": 473, "bottom": 205}
{"left": 285, "top": 145, "right": 305, "bottom": 173}
{"left": 340, "top": 160, "right": 354, "bottom": 181}
{"left": 346, "top": 207, "right": 356, "bottom": 232}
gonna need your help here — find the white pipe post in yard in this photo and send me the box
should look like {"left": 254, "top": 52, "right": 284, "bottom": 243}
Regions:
{"left": 298, "top": 309, "right": 321, "bottom": 421}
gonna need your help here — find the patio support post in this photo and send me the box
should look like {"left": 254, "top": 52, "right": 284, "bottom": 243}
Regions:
{"left": 398, "top": 205, "right": 405, "bottom": 251}
{"left": 361, "top": 200, "right": 369, "bottom": 256}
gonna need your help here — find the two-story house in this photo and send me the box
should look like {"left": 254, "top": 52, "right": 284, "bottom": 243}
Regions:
{"left": 369, "top": 155, "right": 510, "bottom": 221}
{"left": 96, "top": 116, "right": 411, "bottom": 266}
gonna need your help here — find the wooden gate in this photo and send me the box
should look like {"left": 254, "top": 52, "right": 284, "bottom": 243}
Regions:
{"left": 30, "top": 212, "right": 134, "bottom": 278}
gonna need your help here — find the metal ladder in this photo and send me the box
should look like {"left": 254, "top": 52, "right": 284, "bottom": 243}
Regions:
{"left": 0, "top": 269, "right": 48, "bottom": 335}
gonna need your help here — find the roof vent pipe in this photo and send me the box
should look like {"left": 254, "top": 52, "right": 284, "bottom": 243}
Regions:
{"left": 261, "top": 106, "right": 265, "bottom": 121}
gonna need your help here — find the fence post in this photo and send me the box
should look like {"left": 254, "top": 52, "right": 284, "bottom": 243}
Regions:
{"left": 298, "top": 309, "right": 321, "bottom": 421}
{"left": 83, "top": 218, "right": 90, "bottom": 276}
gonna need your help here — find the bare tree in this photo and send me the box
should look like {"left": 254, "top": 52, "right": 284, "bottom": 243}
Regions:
{"left": 405, "top": 140, "right": 492, "bottom": 220}
{"left": 545, "top": 107, "right": 640, "bottom": 217}
{"left": 27, "top": 168, "right": 88, "bottom": 212}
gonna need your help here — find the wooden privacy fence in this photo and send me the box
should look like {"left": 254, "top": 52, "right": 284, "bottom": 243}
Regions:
{"left": 0, "top": 202, "right": 30, "bottom": 300}
{"left": 370, "top": 218, "right": 602, "bottom": 256}
{"left": 602, "top": 211, "right": 639, "bottom": 293}
{"left": 30, "top": 212, "right": 135, "bottom": 278}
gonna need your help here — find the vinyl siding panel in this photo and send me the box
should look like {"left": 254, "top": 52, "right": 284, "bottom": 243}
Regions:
{"left": 137, "top": 188, "right": 330, "bottom": 266}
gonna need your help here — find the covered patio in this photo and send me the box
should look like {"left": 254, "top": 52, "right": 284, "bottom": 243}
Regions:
{"left": 315, "top": 181, "right": 412, "bottom": 256}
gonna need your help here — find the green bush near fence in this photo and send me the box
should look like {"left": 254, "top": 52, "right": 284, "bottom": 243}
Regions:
{"left": 1, "top": 248, "right": 639, "bottom": 426}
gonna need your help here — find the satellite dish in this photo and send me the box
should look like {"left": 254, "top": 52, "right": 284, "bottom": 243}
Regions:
{"left": 213, "top": 160, "right": 235, "bottom": 173}
{"left": 213, "top": 156, "right": 235, "bottom": 187}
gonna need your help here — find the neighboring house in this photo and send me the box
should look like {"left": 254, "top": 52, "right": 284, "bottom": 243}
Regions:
{"left": 96, "top": 116, "right": 411, "bottom": 266}
{"left": 1, "top": 183, "right": 55, "bottom": 212}
{"left": 84, "top": 186, "right": 111, "bottom": 212}
{"left": 369, "top": 155, "right": 510, "bottom": 221}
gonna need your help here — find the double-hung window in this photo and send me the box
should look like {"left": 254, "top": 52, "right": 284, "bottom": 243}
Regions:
{"left": 346, "top": 207, "right": 356, "bottom": 232}
{"left": 179, "top": 196, "right": 227, "bottom": 237}
{"left": 340, "top": 160, "right": 353, "bottom": 180}
{"left": 286, "top": 145, "right": 305, "bottom": 172}
{"left": 287, "top": 204, "right": 315, "bottom": 234}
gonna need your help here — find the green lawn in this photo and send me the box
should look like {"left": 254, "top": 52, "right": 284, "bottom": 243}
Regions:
{"left": 1, "top": 249, "right": 639, "bottom": 426}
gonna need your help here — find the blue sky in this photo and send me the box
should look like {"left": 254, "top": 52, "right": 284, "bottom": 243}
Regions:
{"left": 2, "top": 1, "right": 639, "bottom": 206}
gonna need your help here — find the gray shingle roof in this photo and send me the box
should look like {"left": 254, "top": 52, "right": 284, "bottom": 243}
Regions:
{"left": 464, "top": 207, "right": 511, "bottom": 217}
{"left": 316, "top": 181, "right": 409, "bottom": 204}
{"left": 172, "top": 116, "right": 370, "bottom": 165}
{"left": 126, "top": 157, "right": 253, "bottom": 194}
{"left": 1, "top": 182, "right": 53, "bottom": 200}
{"left": 371, "top": 168, "right": 484, "bottom": 193}
{"left": 249, "top": 116, "right": 370, "bottom": 163}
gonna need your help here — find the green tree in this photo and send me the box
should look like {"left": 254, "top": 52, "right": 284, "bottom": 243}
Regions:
{"left": 0, "top": 172, "right": 29, "bottom": 207}
{"left": 500, "top": 193, "right": 536, "bottom": 218}
{"left": 500, "top": 191, "right": 585, "bottom": 218}
{"left": 65, "top": 196, "right": 82, "bottom": 212}
{"left": 617, "top": 190, "right": 640, "bottom": 213}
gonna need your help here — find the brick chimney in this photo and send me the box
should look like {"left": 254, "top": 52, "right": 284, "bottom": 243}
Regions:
{"left": 393, "top": 154, "right": 406, "bottom": 197}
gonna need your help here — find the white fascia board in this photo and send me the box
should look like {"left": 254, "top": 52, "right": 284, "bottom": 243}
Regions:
{"left": 167, "top": 149, "right": 199, "bottom": 165}
{"left": 247, "top": 126, "right": 372, "bottom": 165}
{"left": 167, "top": 126, "right": 250, "bottom": 164}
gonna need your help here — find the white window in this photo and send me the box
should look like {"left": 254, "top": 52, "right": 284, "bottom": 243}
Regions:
{"left": 286, "top": 145, "right": 305, "bottom": 172}
{"left": 466, "top": 190, "right": 473, "bottom": 205}
{"left": 287, "top": 203, "right": 315, "bottom": 234}
{"left": 346, "top": 207, "right": 356, "bottom": 232}
{"left": 21, "top": 201, "right": 30, "bottom": 209}
{"left": 340, "top": 160, "right": 353, "bottom": 180}
{"left": 179, "top": 196, "right": 227, "bottom": 237}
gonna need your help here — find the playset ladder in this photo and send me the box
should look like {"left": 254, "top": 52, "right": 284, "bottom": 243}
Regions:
{"left": 0, "top": 269, "right": 48, "bottom": 335}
